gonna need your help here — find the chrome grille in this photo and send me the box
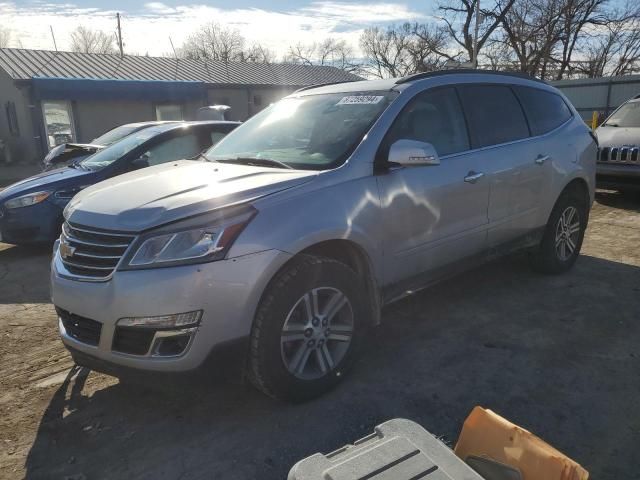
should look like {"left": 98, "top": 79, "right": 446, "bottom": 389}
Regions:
{"left": 598, "top": 146, "right": 640, "bottom": 164}
{"left": 59, "top": 222, "right": 136, "bottom": 279}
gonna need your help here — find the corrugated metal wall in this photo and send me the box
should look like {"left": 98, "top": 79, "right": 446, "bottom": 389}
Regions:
{"left": 551, "top": 75, "right": 640, "bottom": 121}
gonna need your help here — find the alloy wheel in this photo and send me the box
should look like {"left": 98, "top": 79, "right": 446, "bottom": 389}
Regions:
{"left": 555, "top": 206, "right": 581, "bottom": 261}
{"left": 280, "top": 287, "right": 354, "bottom": 380}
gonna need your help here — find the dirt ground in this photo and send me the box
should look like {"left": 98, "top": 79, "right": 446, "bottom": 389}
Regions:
{"left": 0, "top": 191, "right": 639, "bottom": 480}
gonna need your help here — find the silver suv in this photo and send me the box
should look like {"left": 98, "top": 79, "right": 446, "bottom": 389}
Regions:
{"left": 51, "top": 71, "right": 596, "bottom": 401}
{"left": 594, "top": 95, "right": 640, "bottom": 194}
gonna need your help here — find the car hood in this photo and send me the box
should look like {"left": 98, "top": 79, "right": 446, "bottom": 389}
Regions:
{"left": 66, "top": 160, "right": 318, "bottom": 231}
{"left": 595, "top": 126, "right": 640, "bottom": 146}
{"left": 0, "top": 166, "right": 93, "bottom": 201}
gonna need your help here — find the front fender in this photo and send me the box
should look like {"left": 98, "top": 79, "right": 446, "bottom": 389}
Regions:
{"left": 229, "top": 175, "right": 384, "bottom": 283}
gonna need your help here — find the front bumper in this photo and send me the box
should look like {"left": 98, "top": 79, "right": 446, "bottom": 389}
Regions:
{"left": 596, "top": 163, "right": 640, "bottom": 190}
{"left": 0, "top": 200, "right": 63, "bottom": 244}
{"left": 51, "top": 248, "right": 292, "bottom": 373}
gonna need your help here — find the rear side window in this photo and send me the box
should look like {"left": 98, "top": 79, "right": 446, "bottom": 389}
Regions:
{"left": 386, "top": 87, "right": 469, "bottom": 156}
{"left": 514, "top": 86, "right": 572, "bottom": 136}
{"left": 457, "top": 85, "right": 529, "bottom": 148}
{"left": 143, "top": 133, "right": 201, "bottom": 166}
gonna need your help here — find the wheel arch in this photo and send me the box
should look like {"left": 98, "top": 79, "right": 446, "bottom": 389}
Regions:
{"left": 257, "top": 239, "right": 382, "bottom": 328}
{"left": 561, "top": 176, "right": 592, "bottom": 210}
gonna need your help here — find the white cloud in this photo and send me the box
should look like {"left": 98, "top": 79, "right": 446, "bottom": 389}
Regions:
{"left": 0, "top": 1, "right": 425, "bottom": 57}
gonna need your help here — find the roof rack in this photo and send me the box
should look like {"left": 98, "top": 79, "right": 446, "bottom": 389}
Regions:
{"left": 395, "top": 69, "right": 546, "bottom": 85}
{"left": 293, "top": 80, "right": 358, "bottom": 93}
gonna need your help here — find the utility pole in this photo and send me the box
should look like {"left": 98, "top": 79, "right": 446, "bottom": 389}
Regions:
{"left": 472, "top": 0, "right": 480, "bottom": 68}
{"left": 49, "top": 25, "right": 58, "bottom": 52}
{"left": 116, "top": 13, "right": 124, "bottom": 58}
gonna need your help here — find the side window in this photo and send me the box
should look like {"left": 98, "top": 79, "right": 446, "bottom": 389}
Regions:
{"left": 209, "top": 130, "right": 228, "bottom": 147}
{"left": 155, "top": 104, "right": 183, "bottom": 121}
{"left": 142, "top": 133, "right": 201, "bottom": 166}
{"left": 457, "top": 85, "right": 529, "bottom": 148}
{"left": 514, "top": 86, "right": 572, "bottom": 136}
{"left": 5, "top": 101, "right": 19, "bottom": 136}
{"left": 386, "top": 87, "right": 469, "bottom": 156}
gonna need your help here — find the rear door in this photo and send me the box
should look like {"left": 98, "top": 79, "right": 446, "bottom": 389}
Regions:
{"left": 456, "top": 84, "right": 539, "bottom": 247}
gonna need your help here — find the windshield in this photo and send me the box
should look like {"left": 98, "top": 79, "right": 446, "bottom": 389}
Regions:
{"left": 604, "top": 101, "right": 640, "bottom": 127}
{"left": 80, "top": 127, "right": 160, "bottom": 170}
{"left": 92, "top": 124, "right": 146, "bottom": 146}
{"left": 205, "top": 91, "right": 397, "bottom": 170}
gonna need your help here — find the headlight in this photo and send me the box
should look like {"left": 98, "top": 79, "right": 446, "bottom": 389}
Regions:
{"left": 4, "top": 191, "right": 51, "bottom": 209}
{"left": 124, "top": 207, "right": 256, "bottom": 268}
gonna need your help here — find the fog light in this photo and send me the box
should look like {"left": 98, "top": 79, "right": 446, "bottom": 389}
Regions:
{"left": 154, "top": 335, "right": 191, "bottom": 356}
{"left": 117, "top": 310, "right": 202, "bottom": 329}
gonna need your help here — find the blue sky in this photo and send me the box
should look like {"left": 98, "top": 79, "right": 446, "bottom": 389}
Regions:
{"left": 0, "top": 1, "right": 434, "bottom": 56}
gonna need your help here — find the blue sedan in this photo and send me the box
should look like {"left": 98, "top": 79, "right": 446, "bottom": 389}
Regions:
{"left": 0, "top": 121, "right": 239, "bottom": 245}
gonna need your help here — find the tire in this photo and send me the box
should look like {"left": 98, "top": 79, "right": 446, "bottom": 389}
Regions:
{"left": 248, "top": 256, "right": 365, "bottom": 402}
{"left": 530, "top": 187, "right": 588, "bottom": 274}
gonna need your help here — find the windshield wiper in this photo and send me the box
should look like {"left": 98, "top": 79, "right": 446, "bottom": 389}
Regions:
{"left": 604, "top": 123, "right": 619, "bottom": 127}
{"left": 215, "top": 157, "right": 294, "bottom": 169}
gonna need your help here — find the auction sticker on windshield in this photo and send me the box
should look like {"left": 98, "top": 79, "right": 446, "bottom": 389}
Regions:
{"left": 337, "top": 96, "right": 385, "bottom": 105}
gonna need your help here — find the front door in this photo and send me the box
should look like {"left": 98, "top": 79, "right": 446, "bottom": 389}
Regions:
{"left": 376, "top": 87, "right": 490, "bottom": 297}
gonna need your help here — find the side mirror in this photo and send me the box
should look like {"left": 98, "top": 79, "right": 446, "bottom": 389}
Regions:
{"left": 388, "top": 139, "right": 440, "bottom": 167}
{"left": 131, "top": 152, "right": 150, "bottom": 170}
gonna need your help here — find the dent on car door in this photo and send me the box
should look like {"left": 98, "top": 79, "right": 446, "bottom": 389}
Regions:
{"left": 376, "top": 86, "right": 490, "bottom": 296}
{"left": 456, "top": 84, "right": 546, "bottom": 247}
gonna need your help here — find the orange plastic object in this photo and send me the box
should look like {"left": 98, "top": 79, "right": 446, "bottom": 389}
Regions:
{"left": 454, "top": 407, "right": 589, "bottom": 480}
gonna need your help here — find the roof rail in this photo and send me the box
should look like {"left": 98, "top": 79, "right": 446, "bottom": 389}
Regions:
{"left": 293, "top": 80, "right": 357, "bottom": 93}
{"left": 395, "top": 69, "right": 546, "bottom": 85}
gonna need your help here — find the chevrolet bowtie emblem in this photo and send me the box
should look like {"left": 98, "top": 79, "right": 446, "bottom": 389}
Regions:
{"left": 59, "top": 238, "right": 76, "bottom": 259}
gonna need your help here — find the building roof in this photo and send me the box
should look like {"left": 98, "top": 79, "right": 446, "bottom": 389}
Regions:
{"left": 0, "top": 48, "right": 362, "bottom": 87}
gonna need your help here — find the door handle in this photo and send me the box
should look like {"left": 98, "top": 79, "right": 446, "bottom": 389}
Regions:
{"left": 535, "top": 154, "right": 550, "bottom": 165}
{"left": 464, "top": 171, "right": 484, "bottom": 184}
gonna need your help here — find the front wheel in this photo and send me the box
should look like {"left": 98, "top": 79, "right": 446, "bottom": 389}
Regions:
{"left": 530, "top": 188, "right": 588, "bottom": 274}
{"left": 248, "top": 256, "right": 365, "bottom": 402}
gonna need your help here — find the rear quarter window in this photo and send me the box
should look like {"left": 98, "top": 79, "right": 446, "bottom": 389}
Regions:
{"left": 457, "top": 85, "right": 529, "bottom": 149}
{"left": 514, "top": 86, "right": 572, "bottom": 136}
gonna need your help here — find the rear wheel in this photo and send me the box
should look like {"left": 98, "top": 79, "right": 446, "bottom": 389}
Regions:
{"left": 530, "top": 188, "right": 588, "bottom": 274}
{"left": 248, "top": 256, "right": 365, "bottom": 402}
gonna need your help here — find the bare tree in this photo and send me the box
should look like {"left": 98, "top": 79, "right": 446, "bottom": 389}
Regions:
{"left": 410, "top": 23, "right": 456, "bottom": 71}
{"left": 437, "top": 0, "right": 517, "bottom": 62}
{"left": 359, "top": 24, "right": 415, "bottom": 78}
{"left": 359, "top": 23, "right": 452, "bottom": 78}
{"left": 70, "top": 26, "right": 116, "bottom": 54}
{"left": 179, "top": 23, "right": 277, "bottom": 64}
{"left": 0, "top": 26, "right": 11, "bottom": 48}
{"left": 577, "top": 6, "right": 640, "bottom": 77}
{"left": 553, "top": 0, "right": 609, "bottom": 79}
{"left": 285, "top": 38, "right": 361, "bottom": 73}
{"left": 179, "top": 23, "right": 245, "bottom": 62}
{"left": 495, "top": 0, "right": 566, "bottom": 78}
{"left": 241, "top": 43, "right": 277, "bottom": 63}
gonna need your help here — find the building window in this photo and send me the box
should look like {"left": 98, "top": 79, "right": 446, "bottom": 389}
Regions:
{"left": 155, "top": 104, "right": 183, "bottom": 121}
{"left": 5, "top": 101, "right": 19, "bottom": 136}
{"left": 42, "top": 100, "right": 75, "bottom": 148}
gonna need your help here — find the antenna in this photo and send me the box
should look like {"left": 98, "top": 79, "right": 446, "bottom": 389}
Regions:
{"left": 116, "top": 13, "right": 124, "bottom": 58}
{"left": 169, "top": 36, "right": 177, "bottom": 58}
{"left": 49, "top": 25, "right": 58, "bottom": 52}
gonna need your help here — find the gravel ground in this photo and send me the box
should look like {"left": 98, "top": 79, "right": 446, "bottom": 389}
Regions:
{"left": 0, "top": 191, "right": 638, "bottom": 480}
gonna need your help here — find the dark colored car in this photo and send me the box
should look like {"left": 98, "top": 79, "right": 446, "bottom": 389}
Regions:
{"left": 0, "top": 121, "right": 239, "bottom": 245}
{"left": 41, "top": 121, "right": 179, "bottom": 171}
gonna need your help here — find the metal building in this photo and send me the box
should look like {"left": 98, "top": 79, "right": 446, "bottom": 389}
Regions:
{"left": 551, "top": 74, "right": 640, "bottom": 122}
